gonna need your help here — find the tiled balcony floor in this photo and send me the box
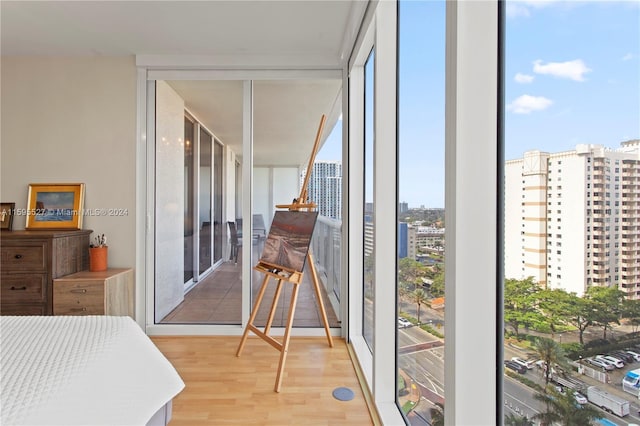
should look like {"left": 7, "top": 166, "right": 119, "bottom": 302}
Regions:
{"left": 161, "top": 251, "right": 340, "bottom": 328}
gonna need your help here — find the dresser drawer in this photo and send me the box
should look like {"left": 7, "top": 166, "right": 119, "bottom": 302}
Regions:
{"left": 0, "top": 303, "right": 46, "bottom": 315}
{"left": 0, "top": 274, "right": 47, "bottom": 303}
{"left": 1, "top": 243, "right": 47, "bottom": 272}
{"left": 53, "top": 281, "right": 104, "bottom": 315}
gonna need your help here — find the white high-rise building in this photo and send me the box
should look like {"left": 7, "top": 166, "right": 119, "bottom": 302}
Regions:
{"left": 505, "top": 141, "right": 640, "bottom": 298}
{"left": 306, "top": 161, "right": 342, "bottom": 219}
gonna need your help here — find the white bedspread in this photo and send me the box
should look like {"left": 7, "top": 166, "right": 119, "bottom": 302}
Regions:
{"left": 0, "top": 316, "right": 185, "bottom": 426}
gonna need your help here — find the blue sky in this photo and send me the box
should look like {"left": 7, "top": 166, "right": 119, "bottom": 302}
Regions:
{"left": 317, "top": 0, "right": 639, "bottom": 209}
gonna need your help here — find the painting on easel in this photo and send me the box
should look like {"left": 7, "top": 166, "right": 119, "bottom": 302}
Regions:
{"left": 259, "top": 211, "right": 318, "bottom": 273}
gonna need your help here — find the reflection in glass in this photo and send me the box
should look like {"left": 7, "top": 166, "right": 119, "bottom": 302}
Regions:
{"left": 199, "top": 128, "right": 212, "bottom": 275}
{"left": 184, "top": 116, "right": 195, "bottom": 283}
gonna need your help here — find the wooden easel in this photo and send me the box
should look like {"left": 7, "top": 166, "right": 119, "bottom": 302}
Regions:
{"left": 236, "top": 115, "right": 334, "bottom": 392}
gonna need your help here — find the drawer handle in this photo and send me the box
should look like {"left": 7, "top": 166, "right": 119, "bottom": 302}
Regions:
{"left": 10, "top": 286, "right": 27, "bottom": 291}
{"left": 70, "top": 289, "right": 87, "bottom": 293}
{"left": 70, "top": 307, "right": 87, "bottom": 312}
{"left": 14, "top": 254, "right": 23, "bottom": 259}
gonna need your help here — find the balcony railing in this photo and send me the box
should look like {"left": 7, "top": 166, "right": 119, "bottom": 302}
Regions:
{"left": 311, "top": 215, "right": 342, "bottom": 321}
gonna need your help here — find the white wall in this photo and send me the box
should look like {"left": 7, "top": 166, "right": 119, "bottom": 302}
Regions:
{"left": 1, "top": 56, "right": 137, "bottom": 268}
{"left": 154, "top": 81, "right": 185, "bottom": 321}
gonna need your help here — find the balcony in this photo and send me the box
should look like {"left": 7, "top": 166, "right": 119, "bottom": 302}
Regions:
{"left": 310, "top": 215, "right": 343, "bottom": 318}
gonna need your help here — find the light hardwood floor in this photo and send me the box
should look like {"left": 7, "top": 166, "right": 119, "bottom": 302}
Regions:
{"left": 151, "top": 335, "right": 375, "bottom": 425}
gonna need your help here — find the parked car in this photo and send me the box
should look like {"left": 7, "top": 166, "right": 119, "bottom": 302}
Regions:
{"left": 397, "top": 317, "right": 411, "bottom": 328}
{"left": 610, "top": 351, "right": 633, "bottom": 363}
{"left": 587, "top": 357, "right": 615, "bottom": 371}
{"left": 574, "top": 392, "right": 588, "bottom": 405}
{"left": 596, "top": 354, "right": 624, "bottom": 369}
{"left": 504, "top": 360, "right": 526, "bottom": 374}
{"left": 511, "top": 357, "right": 534, "bottom": 370}
{"left": 625, "top": 350, "right": 640, "bottom": 362}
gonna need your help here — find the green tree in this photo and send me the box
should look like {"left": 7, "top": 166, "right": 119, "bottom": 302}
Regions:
{"left": 504, "top": 413, "right": 534, "bottom": 426}
{"left": 398, "top": 257, "right": 426, "bottom": 290}
{"left": 537, "top": 288, "right": 573, "bottom": 338}
{"left": 429, "top": 271, "right": 444, "bottom": 298}
{"left": 504, "top": 277, "right": 541, "bottom": 339}
{"left": 586, "top": 286, "right": 625, "bottom": 339}
{"left": 564, "top": 293, "right": 597, "bottom": 345}
{"left": 398, "top": 280, "right": 413, "bottom": 304}
{"left": 412, "top": 288, "right": 428, "bottom": 324}
{"left": 533, "top": 337, "right": 567, "bottom": 385}
{"left": 622, "top": 299, "right": 640, "bottom": 333}
{"left": 533, "top": 387, "right": 600, "bottom": 426}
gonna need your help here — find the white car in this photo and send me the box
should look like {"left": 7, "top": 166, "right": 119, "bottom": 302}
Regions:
{"left": 398, "top": 317, "right": 411, "bottom": 328}
{"left": 626, "top": 350, "right": 640, "bottom": 362}
{"left": 574, "top": 392, "right": 587, "bottom": 405}
{"left": 596, "top": 354, "right": 624, "bottom": 369}
{"left": 511, "top": 357, "right": 534, "bottom": 370}
{"left": 587, "top": 357, "right": 614, "bottom": 371}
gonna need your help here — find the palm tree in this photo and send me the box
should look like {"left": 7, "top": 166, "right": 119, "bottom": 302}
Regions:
{"left": 429, "top": 402, "right": 444, "bottom": 426}
{"left": 412, "top": 288, "right": 428, "bottom": 323}
{"left": 533, "top": 387, "right": 600, "bottom": 426}
{"left": 532, "top": 337, "right": 567, "bottom": 385}
{"left": 504, "top": 413, "right": 534, "bottom": 426}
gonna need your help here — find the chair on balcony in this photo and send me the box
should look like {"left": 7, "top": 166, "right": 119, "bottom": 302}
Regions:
{"left": 227, "top": 221, "right": 242, "bottom": 264}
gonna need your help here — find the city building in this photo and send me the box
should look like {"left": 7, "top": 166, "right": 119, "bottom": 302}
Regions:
{"left": 403, "top": 224, "right": 446, "bottom": 261}
{"left": 505, "top": 141, "right": 640, "bottom": 297}
{"left": 398, "top": 222, "right": 408, "bottom": 258}
{"left": 305, "top": 160, "right": 342, "bottom": 219}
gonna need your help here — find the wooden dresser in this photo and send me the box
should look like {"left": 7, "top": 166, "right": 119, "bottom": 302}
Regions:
{"left": 53, "top": 268, "right": 134, "bottom": 318}
{"left": 0, "top": 229, "right": 92, "bottom": 315}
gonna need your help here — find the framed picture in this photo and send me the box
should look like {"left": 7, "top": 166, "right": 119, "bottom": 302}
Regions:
{"left": 1, "top": 202, "right": 15, "bottom": 230}
{"left": 25, "top": 183, "right": 85, "bottom": 230}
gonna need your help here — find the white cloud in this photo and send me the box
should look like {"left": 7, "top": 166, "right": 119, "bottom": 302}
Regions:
{"left": 533, "top": 59, "right": 592, "bottom": 82}
{"left": 508, "top": 95, "right": 553, "bottom": 114}
{"left": 622, "top": 53, "right": 635, "bottom": 61}
{"left": 506, "top": 0, "right": 559, "bottom": 18}
{"left": 514, "top": 73, "right": 535, "bottom": 84}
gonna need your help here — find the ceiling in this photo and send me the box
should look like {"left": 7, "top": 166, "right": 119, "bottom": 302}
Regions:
{"left": 168, "top": 79, "right": 342, "bottom": 166}
{"left": 1, "top": 0, "right": 364, "bottom": 165}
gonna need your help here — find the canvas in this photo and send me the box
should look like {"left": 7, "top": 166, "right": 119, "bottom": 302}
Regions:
{"left": 259, "top": 211, "right": 319, "bottom": 273}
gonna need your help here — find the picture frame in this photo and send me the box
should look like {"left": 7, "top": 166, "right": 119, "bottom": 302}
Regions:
{"left": 25, "top": 183, "right": 85, "bottom": 230}
{"left": 1, "top": 202, "right": 15, "bottom": 230}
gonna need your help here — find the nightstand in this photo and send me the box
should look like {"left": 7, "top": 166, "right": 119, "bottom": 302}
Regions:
{"left": 53, "top": 268, "right": 134, "bottom": 317}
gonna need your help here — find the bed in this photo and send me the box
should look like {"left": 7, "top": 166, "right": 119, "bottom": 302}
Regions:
{"left": 0, "top": 315, "right": 185, "bottom": 426}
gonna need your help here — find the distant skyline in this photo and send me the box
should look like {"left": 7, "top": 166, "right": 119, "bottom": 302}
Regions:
{"left": 317, "top": 1, "right": 639, "bottom": 210}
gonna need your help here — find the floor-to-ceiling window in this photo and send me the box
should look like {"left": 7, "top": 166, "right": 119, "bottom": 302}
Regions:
{"left": 363, "top": 48, "right": 375, "bottom": 351}
{"left": 154, "top": 79, "right": 244, "bottom": 325}
{"left": 213, "top": 141, "right": 223, "bottom": 265}
{"left": 250, "top": 79, "right": 342, "bottom": 329}
{"left": 199, "top": 127, "right": 213, "bottom": 275}
{"left": 502, "top": 2, "right": 640, "bottom": 424}
{"left": 184, "top": 115, "right": 195, "bottom": 284}
{"left": 150, "top": 75, "right": 342, "bottom": 329}
{"left": 397, "top": 1, "right": 446, "bottom": 424}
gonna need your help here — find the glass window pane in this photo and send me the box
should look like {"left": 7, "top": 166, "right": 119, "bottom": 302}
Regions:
{"left": 364, "top": 48, "right": 375, "bottom": 351}
{"left": 251, "top": 79, "right": 342, "bottom": 329}
{"left": 397, "top": 1, "right": 446, "bottom": 423}
{"left": 503, "top": 2, "right": 640, "bottom": 424}
{"left": 155, "top": 79, "right": 243, "bottom": 325}
{"left": 199, "top": 128, "right": 212, "bottom": 275}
